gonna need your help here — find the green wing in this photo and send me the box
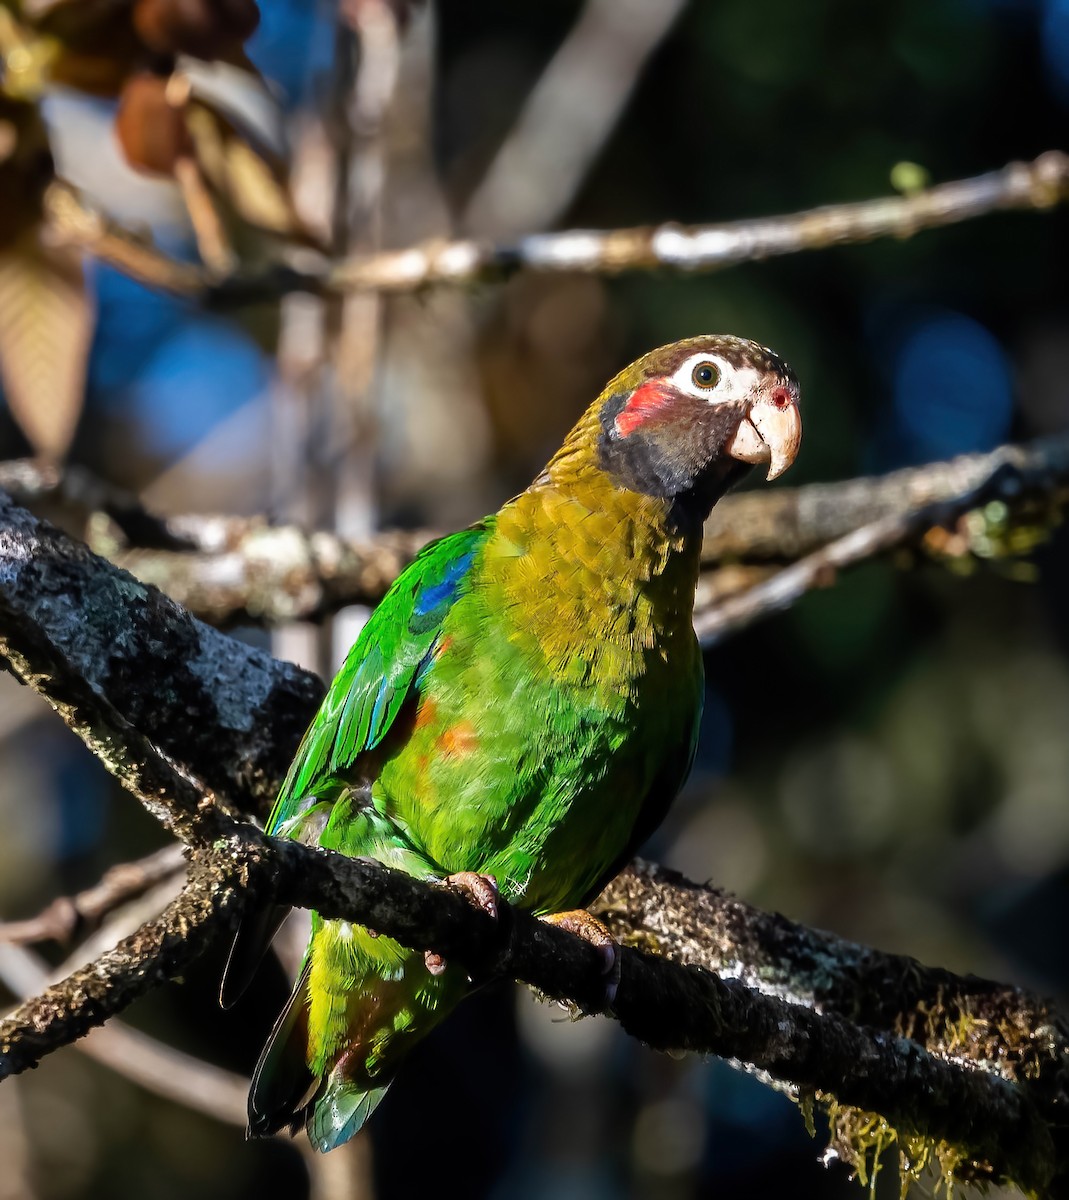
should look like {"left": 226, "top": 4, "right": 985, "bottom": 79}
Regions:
{"left": 220, "top": 521, "right": 492, "bottom": 1010}
{"left": 265, "top": 520, "right": 493, "bottom": 840}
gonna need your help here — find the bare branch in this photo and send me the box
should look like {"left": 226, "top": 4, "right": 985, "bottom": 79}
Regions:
{"left": 43, "top": 154, "right": 1069, "bottom": 301}
{"left": 701, "top": 431, "right": 1069, "bottom": 564}
{"left": 0, "top": 826, "right": 1057, "bottom": 1192}
{"left": 115, "top": 522, "right": 432, "bottom": 627}
{"left": 0, "top": 849, "right": 248, "bottom": 1080}
{"left": 6, "top": 431, "right": 1065, "bottom": 631}
{"left": 694, "top": 436, "right": 1069, "bottom": 645}
{"left": 0, "top": 845, "right": 185, "bottom": 945}
{"left": 462, "top": 0, "right": 687, "bottom": 236}
{"left": 0, "top": 942, "right": 247, "bottom": 1125}
{"left": 0, "top": 490, "right": 323, "bottom": 817}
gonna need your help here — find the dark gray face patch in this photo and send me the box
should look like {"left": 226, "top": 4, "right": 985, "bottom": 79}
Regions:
{"left": 597, "top": 389, "right": 753, "bottom": 530}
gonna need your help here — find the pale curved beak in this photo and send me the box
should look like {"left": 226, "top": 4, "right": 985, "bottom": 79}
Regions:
{"left": 727, "top": 391, "right": 802, "bottom": 481}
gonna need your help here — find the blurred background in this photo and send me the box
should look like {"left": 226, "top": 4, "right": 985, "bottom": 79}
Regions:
{"left": 1, "top": 1, "right": 1069, "bottom": 1197}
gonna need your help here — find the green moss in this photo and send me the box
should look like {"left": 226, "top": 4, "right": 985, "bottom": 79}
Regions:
{"left": 818, "top": 1097, "right": 975, "bottom": 1199}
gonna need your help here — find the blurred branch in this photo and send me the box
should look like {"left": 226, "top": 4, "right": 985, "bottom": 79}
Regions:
{"left": 4, "top": 484, "right": 1069, "bottom": 1191}
{"left": 5, "top": 430, "right": 1065, "bottom": 629}
{"left": 43, "top": 153, "right": 1069, "bottom": 300}
{"left": 0, "top": 849, "right": 248, "bottom": 1079}
{"left": 0, "top": 942, "right": 247, "bottom": 1125}
{"left": 0, "top": 844, "right": 185, "bottom": 945}
{"left": 694, "top": 435, "right": 1069, "bottom": 644}
{"left": 462, "top": 0, "right": 687, "bottom": 236}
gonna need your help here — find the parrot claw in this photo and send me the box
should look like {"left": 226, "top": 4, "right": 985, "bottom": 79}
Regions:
{"left": 444, "top": 872, "right": 500, "bottom": 920}
{"left": 540, "top": 910, "right": 620, "bottom": 1011}
{"left": 424, "top": 872, "right": 500, "bottom": 976}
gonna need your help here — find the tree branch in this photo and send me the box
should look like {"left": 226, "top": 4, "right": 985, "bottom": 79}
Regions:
{"left": 0, "top": 942, "right": 248, "bottom": 1125}
{"left": 461, "top": 0, "right": 687, "bottom": 236}
{"left": 43, "top": 153, "right": 1069, "bottom": 301}
{"left": 595, "top": 862, "right": 1069, "bottom": 1099}
{"left": 0, "top": 849, "right": 247, "bottom": 1080}
{"left": 5, "top": 431, "right": 1067, "bottom": 631}
{"left": 3, "top": 479, "right": 1069, "bottom": 1191}
{"left": 701, "top": 431, "right": 1069, "bottom": 565}
{"left": 0, "top": 490, "right": 323, "bottom": 815}
{"left": 0, "top": 845, "right": 185, "bottom": 945}
{"left": 0, "top": 823, "right": 1059, "bottom": 1193}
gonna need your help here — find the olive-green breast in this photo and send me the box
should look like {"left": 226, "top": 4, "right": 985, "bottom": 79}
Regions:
{"left": 376, "top": 453, "right": 704, "bottom": 914}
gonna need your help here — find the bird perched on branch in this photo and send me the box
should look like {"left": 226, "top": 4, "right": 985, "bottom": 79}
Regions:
{"left": 224, "top": 334, "right": 801, "bottom": 1151}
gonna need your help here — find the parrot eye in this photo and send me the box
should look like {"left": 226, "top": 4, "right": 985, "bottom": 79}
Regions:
{"left": 691, "top": 362, "right": 720, "bottom": 390}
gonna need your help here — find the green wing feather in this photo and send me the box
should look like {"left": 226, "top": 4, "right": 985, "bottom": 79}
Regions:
{"left": 220, "top": 521, "right": 492, "bottom": 1011}
{"left": 265, "top": 519, "right": 493, "bottom": 838}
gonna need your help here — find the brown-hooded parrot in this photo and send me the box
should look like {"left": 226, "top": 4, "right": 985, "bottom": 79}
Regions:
{"left": 227, "top": 334, "right": 802, "bottom": 1151}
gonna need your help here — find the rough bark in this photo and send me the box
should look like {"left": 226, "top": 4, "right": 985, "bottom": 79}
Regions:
{"left": 0, "top": 491, "right": 323, "bottom": 814}
{"left": 3, "top": 485, "right": 1069, "bottom": 1194}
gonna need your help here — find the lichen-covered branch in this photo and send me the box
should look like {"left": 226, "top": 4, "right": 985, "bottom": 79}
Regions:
{"left": 5, "top": 431, "right": 1067, "bottom": 632}
{"left": 3, "top": 487, "right": 1069, "bottom": 1191}
{"left": 43, "top": 153, "right": 1069, "bottom": 301}
{"left": 0, "top": 825, "right": 1058, "bottom": 1194}
{"left": 0, "top": 491, "right": 323, "bottom": 815}
{"left": 596, "top": 862, "right": 1069, "bottom": 1102}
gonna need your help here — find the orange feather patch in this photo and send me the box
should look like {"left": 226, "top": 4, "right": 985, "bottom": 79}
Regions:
{"left": 415, "top": 696, "right": 438, "bottom": 731}
{"left": 436, "top": 721, "right": 479, "bottom": 757}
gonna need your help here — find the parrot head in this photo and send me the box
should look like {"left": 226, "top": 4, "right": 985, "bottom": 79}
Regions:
{"left": 595, "top": 334, "right": 801, "bottom": 520}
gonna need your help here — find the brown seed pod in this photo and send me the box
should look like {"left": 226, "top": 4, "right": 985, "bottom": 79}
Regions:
{"left": 132, "top": 0, "right": 260, "bottom": 59}
{"left": 114, "top": 72, "right": 193, "bottom": 176}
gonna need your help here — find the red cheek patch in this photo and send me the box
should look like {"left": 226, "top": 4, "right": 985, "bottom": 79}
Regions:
{"left": 615, "top": 380, "right": 672, "bottom": 438}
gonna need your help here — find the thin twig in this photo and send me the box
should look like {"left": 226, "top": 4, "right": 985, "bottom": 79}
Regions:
{"left": 173, "top": 156, "right": 238, "bottom": 277}
{"left": 0, "top": 845, "right": 186, "bottom": 945}
{"left": 0, "top": 849, "right": 248, "bottom": 1080}
{"left": 693, "top": 448, "right": 1061, "bottom": 645}
{"left": 42, "top": 153, "right": 1069, "bottom": 301}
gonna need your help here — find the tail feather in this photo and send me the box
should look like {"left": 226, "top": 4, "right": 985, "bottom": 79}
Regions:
{"left": 220, "top": 903, "right": 290, "bottom": 1010}
{"left": 248, "top": 962, "right": 316, "bottom": 1138}
{"left": 307, "top": 1075, "right": 393, "bottom": 1152}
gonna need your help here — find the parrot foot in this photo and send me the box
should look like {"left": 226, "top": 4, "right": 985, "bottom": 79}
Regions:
{"left": 424, "top": 872, "right": 500, "bottom": 977}
{"left": 540, "top": 910, "right": 620, "bottom": 1010}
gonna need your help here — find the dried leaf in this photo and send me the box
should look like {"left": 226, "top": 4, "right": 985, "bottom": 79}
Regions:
{"left": 0, "top": 227, "right": 93, "bottom": 460}
{"left": 184, "top": 97, "right": 317, "bottom": 243}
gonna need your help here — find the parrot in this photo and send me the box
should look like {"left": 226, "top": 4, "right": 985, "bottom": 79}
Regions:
{"left": 224, "top": 334, "right": 802, "bottom": 1152}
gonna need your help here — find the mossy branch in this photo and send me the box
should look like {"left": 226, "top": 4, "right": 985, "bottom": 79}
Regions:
{"left": 2, "top": 490, "right": 1069, "bottom": 1193}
